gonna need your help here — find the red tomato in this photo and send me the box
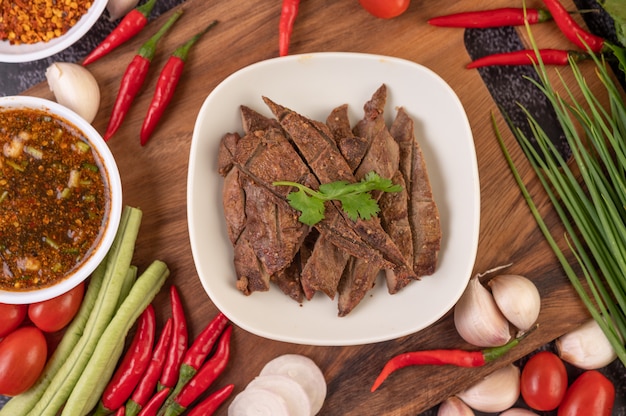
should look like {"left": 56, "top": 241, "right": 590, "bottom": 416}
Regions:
{"left": 521, "top": 351, "right": 568, "bottom": 411}
{"left": 28, "top": 281, "right": 85, "bottom": 333}
{"left": 0, "top": 303, "right": 27, "bottom": 338}
{"left": 358, "top": 0, "right": 410, "bottom": 19}
{"left": 557, "top": 370, "right": 615, "bottom": 416}
{"left": 0, "top": 325, "right": 47, "bottom": 396}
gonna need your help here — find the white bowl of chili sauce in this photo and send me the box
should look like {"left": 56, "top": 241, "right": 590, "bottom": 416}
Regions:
{"left": 0, "top": 0, "right": 109, "bottom": 63}
{"left": 0, "top": 96, "right": 122, "bottom": 304}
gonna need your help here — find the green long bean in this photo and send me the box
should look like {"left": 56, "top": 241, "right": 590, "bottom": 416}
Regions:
{"left": 62, "top": 260, "right": 170, "bottom": 416}
{"left": 26, "top": 206, "right": 143, "bottom": 416}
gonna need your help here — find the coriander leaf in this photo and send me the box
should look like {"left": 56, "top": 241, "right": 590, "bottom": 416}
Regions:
{"left": 337, "top": 192, "right": 380, "bottom": 221}
{"left": 362, "top": 171, "right": 403, "bottom": 193}
{"left": 273, "top": 171, "right": 402, "bottom": 226}
{"left": 318, "top": 180, "right": 352, "bottom": 199}
{"left": 286, "top": 189, "right": 325, "bottom": 226}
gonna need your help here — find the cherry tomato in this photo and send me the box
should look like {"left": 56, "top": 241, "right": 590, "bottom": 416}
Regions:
{"left": 0, "top": 303, "right": 27, "bottom": 338}
{"left": 358, "top": 0, "right": 410, "bottom": 19}
{"left": 520, "top": 351, "right": 568, "bottom": 411}
{"left": 557, "top": 370, "right": 615, "bottom": 416}
{"left": 0, "top": 325, "right": 47, "bottom": 396}
{"left": 28, "top": 281, "right": 85, "bottom": 333}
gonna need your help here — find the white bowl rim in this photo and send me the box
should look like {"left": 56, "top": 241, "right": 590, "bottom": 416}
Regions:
{"left": 0, "top": 0, "right": 108, "bottom": 63}
{"left": 0, "top": 96, "right": 122, "bottom": 304}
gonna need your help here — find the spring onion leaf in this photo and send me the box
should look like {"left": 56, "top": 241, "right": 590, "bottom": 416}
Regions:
{"left": 494, "top": 23, "right": 626, "bottom": 366}
{"left": 274, "top": 171, "right": 402, "bottom": 226}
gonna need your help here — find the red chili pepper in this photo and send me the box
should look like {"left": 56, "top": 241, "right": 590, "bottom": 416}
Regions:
{"left": 140, "top": 20, "right": 218, "bottom": 146}
{"left": 115, "top": 407, "right": 126, "bottom": 416}
{"left": 186, "top": 384, "right": 235, "bottom": 416}
{"left": 541, "top": 0, "right": 605, "bottom": 53}
{"left": 165, "top": 312, "right": 229, "bottom": 405}
{"left": 428, "top": 7, "right": 553, "bottom": 28}
{"left": 137, "top": 387, "right": 170, "bottom": 416}
{"left": 279, "top": 0, "right": 300, "bottom": 56}
{"left": 371, "top": 330, "right": 532, "bottom": 392}
{"left": 466, "top": 48, "right": 589, "bottom": 68}
{"left": 181, "top": 312, "right": 229, "bottom": 375}
{"left": 94, "top": 305, "right": 156, "bottom": 416}
{"left": 82, "top": 0, "right": 159, "bottom": 66}
{"left": 126, "top": 318, "right": 173, "bottom": 416}
{"left": 104, "top": 9, "right": 183, "bottom": 142}
{"left": 158, "top": 286, "right": 188, "bottom": 391}
{"left": 157, "top": 312, "right": 229, "bottom": 413}
{"left": 163, "top": 326, "right": 233, "bottom": 416}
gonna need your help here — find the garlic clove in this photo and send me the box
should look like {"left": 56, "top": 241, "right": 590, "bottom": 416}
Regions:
{"left": 454, "top": 276, "right": 511, "bottom": 347}
{"left": 556, "top": 318, "right": 617, "bottom": 370}
{"left": 437, "top": 396, "right": 475, "bottom": 415}
{"left": 106, "top": 0, "right": 140, "bottom": 21}
{"left": 488, "top": 274, "right": 541, "bottom": 332}
{"left": 46, "top": 63, "right": 100, "bottom": 124}
{"left": 456, "top": 364, "right": 520, "bottom": 413}
{"left": 500, "top": 409, "right": 539, "bottom": 415}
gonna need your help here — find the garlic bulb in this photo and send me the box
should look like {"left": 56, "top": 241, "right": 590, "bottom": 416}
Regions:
{"left": 500, "top": 409, "right": 539, "bottom": 415}
{"left": 437, "top": 396, "right": 475, "bottom": 415}
{"left": 457, "top": 364, "right": 520, "bottom": 413}
{"left": 556, "top": 318, "right": 617, "bottom": 369}
{"left": 488, "top": 274, "right": 541, "bottom": 332}
{"left": 106, "top": 0, "right": 140, "bottom": 21}
{"left": 454, "top": 276, "right": 511, "bottom": 347}
{"left": 46, "top": 63, "right": 100, "bottom": 124}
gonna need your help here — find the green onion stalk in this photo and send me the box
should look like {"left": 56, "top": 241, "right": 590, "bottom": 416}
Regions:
{"left": 494, "top": 25, "right": 626, "bottom": 366}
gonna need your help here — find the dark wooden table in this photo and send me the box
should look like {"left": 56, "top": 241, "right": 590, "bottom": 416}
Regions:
{"left": 1, "top": 0, "right": 624, "bottom": 414}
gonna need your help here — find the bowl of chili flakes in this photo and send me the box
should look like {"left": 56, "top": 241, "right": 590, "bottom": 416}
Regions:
{"left": 0, "top": 95, "right": 123, "bottom": 304}
{"left": 0, "top": 0, "right": 108, "bottom": 63}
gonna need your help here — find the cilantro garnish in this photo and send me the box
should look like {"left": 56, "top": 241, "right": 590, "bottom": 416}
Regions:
{"left": 273, "top": 171, "right": 402, "bottom": 226}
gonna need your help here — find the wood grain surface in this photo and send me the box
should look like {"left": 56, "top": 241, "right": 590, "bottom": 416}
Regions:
{"left": 19, "top": 0, "right": 620, "bottom": 414}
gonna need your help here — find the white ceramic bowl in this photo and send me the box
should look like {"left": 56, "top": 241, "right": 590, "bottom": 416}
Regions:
{"left": 0, "top": 0, "right": 108, "bottom": 63}
{"left": 0, "top": 96, "right": 122, "bottom": 304}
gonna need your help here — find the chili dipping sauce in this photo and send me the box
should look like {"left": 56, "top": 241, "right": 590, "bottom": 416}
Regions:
{"left": 0, "top": 108, "right": 108, "bottom": 290}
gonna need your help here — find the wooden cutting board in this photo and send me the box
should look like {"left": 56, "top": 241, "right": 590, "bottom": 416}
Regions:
{"left": 21, "top": 0, "right": 610, "bottom": 413}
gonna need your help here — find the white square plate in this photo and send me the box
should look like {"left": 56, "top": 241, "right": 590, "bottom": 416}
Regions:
{"left": 187, "top": 52, "right": 480, "bottom": 346}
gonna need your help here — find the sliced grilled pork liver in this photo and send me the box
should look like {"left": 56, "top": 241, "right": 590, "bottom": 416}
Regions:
{"left": 379, "top": 170, "right": 414, "bottom": 292}
{"left": 222, "top": 167, "right": 246, "bottom": 245}
{"left": 240, "top": 104, "right": 280, "bottom": 133}
{"left": 297, "top": 104, "right": 360, "bottom": 301}
{"left": 233, "top": 109, "right": 394, "bottom": 271}
{"left": 300, "top": 233, "right": 349, "bottom": 300}
{"left": 390, "top": 107, "right": 441, "bottom": 276}
{"left": 271, "top": 251, "right": 306, "bottom": 303}
{"left": 223, "top": 106, "right": 394, "bottom": 297}
{"left": 217, "top": 131, "right": 239, "bottom": 176}
{"left": 241, "top": 174, "right": 305, "bottom": 275}
{"left": 220, "top": 109, "right": 312, "bottom": 295}
{"left": 263, "top": 96, "right": 415, "bottom": 279}
{"left": 326, "top": 103, "right": 369, "bottom": 172}
{"left": 337, "top": 85, "right": 410, "bottom": 315}
{"left": 218, "top": 91, "right": 442, "bottom": 314}
{"left": 337, "top": 256, "right": 378, "bottom": 317}
{"left": 271, "top": 229, "right": 318, "bottom": 302}
{"left": 233, "top": 227, "right": 272, "bottom": 294}
{"left": 352, "top": 84, "right": 399, "bottom": 183}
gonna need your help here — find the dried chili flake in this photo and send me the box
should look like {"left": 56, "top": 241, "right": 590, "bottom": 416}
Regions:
{"left": 0, "top": 0, "right": 93, "bottom": 45}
